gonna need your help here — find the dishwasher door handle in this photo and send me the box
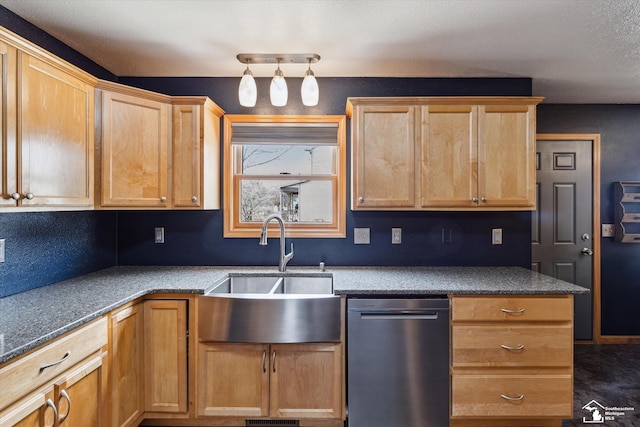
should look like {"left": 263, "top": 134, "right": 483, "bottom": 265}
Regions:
{"left": 360, "top": 311, "right": 439, "bottom": 320}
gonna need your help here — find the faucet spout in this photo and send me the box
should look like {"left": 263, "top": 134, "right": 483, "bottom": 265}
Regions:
{"left": 259, "top": 214, "right": 294, "bottom": 272}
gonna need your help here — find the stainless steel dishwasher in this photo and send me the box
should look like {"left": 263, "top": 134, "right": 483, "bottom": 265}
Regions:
{"left": 347, "top": 297, "right": 450, "bottom": 427}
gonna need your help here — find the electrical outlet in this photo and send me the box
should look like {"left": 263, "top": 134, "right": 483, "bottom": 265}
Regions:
{"left": 492, "top": 228, "right": 503, "bottom": 245}
{"left": 392, "top": 228, "right": 402, "bottom": 244}
{"left": 0, "top": 239, "right": 5, "bottom": 263}
{"left": 354, "top": 228, "right": 370, "bottom": 244}
{"left": 602, "top": 224, "right": 615, "bottom": 237}
{"left": 155, "top": 227, "right": 165, "bottom": 244}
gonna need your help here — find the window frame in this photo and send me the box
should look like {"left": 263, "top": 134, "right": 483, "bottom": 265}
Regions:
{"left": 223, "top": 114, "right": 346, "bottom": 238}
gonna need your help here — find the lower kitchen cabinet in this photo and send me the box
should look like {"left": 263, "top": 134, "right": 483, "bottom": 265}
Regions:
{"left": 197, "top": 342, "right": 344, "bottom": 423}
{"left": 0, "top": 318, "right": 108, "bottom": 427}
{"left": 450, "top": 295, "right": 574, "bottom": 427}
{"left": 110, "top": 303, "right": 145, "bottom": 427}
{"left": 143, "top": 299, "right": 188, "bottom": 415}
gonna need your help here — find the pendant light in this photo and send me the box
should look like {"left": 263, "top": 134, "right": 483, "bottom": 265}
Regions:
{"left": 301, "top": 58, "right": 319, "bottom": 106}
{"left": 270, "top": 59, "right": 288, "bottom": 107}
{"left": 237, "top": 54, "right": 320, "bottom": 107}
{"left": 238, "top": 62, "right": 257, "bottom": 107}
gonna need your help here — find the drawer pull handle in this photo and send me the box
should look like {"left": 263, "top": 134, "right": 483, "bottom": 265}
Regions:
{"left": 501, "top": 308, "right": 525, "bottom": 314}
{"left": 40, "top": 351, "right": 71, "bottom": 371}
{"left": 501, "top": 394, "right": 525, "bottom": 401}
{"left": 58, "top": 389, "right": 71, "bottom": 425}
{"left": 45, "top": 398, "right": 58, "bottom": 427}
{"left": 501, "top": 344, "right": 525, "bottom": 351}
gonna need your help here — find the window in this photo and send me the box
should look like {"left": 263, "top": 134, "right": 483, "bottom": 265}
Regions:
{"left": 223, "top": 115, "right": 346, "bottom": 238}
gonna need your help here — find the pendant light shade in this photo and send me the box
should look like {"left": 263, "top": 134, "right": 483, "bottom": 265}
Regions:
{"left": 237, "top": 54, "right": 319, "bottom": 107}
{"left": 301, "top": 60, "right": 319, "bottom": 106}
{"left": 270, "top": 61, "right": 288, "bottom": 107}
{"left": 238, "top": 65, "right": 257, "bottom": 107}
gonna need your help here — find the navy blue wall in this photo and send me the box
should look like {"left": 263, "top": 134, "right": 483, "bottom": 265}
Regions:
{"left": 538, "top": 105, "right": 640, "bottom": 336}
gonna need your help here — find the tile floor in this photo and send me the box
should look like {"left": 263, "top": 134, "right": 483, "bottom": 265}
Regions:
{"left": 562, "top": 344, "right": 640, "bottom": 426}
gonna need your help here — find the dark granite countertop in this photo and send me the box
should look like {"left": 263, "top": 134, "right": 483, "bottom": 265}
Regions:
{"left": 0, "top": 265, "right": 587, "bottom": 364}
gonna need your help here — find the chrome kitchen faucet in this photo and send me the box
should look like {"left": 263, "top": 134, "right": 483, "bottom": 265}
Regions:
{"left": 259, "top": 214, "right": 294, "bottom": 272}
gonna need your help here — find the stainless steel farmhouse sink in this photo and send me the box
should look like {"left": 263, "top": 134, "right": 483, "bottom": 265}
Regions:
{"left": 198, "top": 274, "right": 341, "bottom": 343}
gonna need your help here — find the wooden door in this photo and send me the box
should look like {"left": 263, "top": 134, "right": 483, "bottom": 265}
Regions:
{"left": 172, "top": 104, "right": 203, "bottom": 208}
{"left": 0, "top": 40, "right": 17, "bottom": 207}
{"left": 0, "top": 388, "right": 56, "bottom": 427}
{"left": 269, "top": 343, "right": 342, "bottom": 419}
{"left": 352, "top": 105, "right": 417, "bottom": 209}
{"left": 533, "top": 137, "right": 594, "bottom": 340}
{"left": 110, "top": 304, "right": 145, "bottom": 427}
{"left": 54, "top": 353, "right": 106, "bottom": 427}
{"left": 100, "top": 91, "right": 169, "bottom": 207}
{"left": 197, "top": 343, "right": 269, "bottom": 417}
{"left": 478, "top": 105, "right": 536, "bottom": 208}
{"left": 143, "top": 300, "right": 188, "bottom": 414}
{"left": 19, "top": 53, "right": 94, "bottom": 208}
{"left": 421, "top": 105, "right": 477, "bottom": 208}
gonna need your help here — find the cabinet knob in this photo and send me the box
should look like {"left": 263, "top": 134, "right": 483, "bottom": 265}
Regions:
{"left": 480, "top": 197, "right": 487, "bottom": 203}
{"left": 25, "top": 193, "right": 34, "bottom": 200}
{"left": 160, "top": 196, "right": 167, "bottom": 202}
{"left": 472, "top": 197, "right": 478, "bottom": 203}
{"left": 191, "top": 196, "right": 198, "bottom": 202}
{"left": 358, "top": 197, "right": 364, "bottom": 203}
{"left": 10, "top": 192, "right": 21, "bottom": 200}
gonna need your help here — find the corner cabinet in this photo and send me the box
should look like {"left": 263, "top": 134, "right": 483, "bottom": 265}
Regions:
{"left": 1, "top": 31, "right": 96, "bottom": 211}
{"left": 95, "top": 81, "right": 223, "bottom": 210}
{"left": 346, "top": 97, "right": 543, "bottom": 211}
{"left": 450, "top": 295, "right": 574, "bottom": 427}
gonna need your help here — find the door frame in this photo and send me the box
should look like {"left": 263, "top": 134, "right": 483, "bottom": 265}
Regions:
{"left": 536, "top": 134, "right": 601, "bottom": 343}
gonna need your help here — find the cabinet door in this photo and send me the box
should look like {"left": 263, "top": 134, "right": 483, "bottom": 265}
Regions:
{"left": 421, "top": 105, "right": 478, "bottom": 208}
{"left": 19, "top": 53, "right": 94, "bottom": 207}
{"left": 352, "top": 105, "right": 417, "bottom": 209}
{"left": 172, "top": 104, "right": 202, "bottom": 208}
{"left": 270, "top": 343, "right": 343, "bottom": 419}
{"left": 0, "top": 388, "right": 57, "bottom": 427}
{"left": 101, "top": 91, "right": 169, "bottom": 207}
{"left": 110, "top": 304, "right": 145, "bottom": 427}
{"left": 0, "top": 40, "right": 17, "bottom": 207}
{"left": 197, "top": 343, "right": 269, "bottom": 417}
{"left": 54, "top": 353, "right": 107, "bottom": 427}
{"left": 478, "top": 105, "right": 536, "bottom": 208}
{"left": 143, "top": 300, "right": 188, "bottom": 414}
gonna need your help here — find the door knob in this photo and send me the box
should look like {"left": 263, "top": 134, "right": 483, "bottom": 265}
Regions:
{"left": 581, "top": 247, "right": 594, "bottom": 256}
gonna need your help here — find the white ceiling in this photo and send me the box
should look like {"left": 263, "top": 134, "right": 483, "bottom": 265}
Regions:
{"left": 1, "top": 0, "right": 639, "bottom": 103}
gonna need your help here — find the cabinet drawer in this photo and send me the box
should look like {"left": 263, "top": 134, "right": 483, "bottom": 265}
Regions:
{"left": 452, "top": 324, "right": 572, "bottom": 367}
{"left": 452, "top": 296, "right": 572, "bottom": 322}
{"left": 451, "top": 374, "right": 573, "bottom": 418}
{"left": 0, "top": 317, "right": 107, "bottom": 411}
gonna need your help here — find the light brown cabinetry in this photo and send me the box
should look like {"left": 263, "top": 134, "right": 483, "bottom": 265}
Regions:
{"left": 1, "top": 30, "right": 96, "bottom": 211}
{"left": 110, "top": 303, "right": 145, "bottom": 427}
{"left": 0, "top": 318, "right": 108, "bottom": 427}
{"left": 450, "top": 295, "right": 574, "bottom": 427}
{"left": 97, "top": 83, "right": 170, "bottom": 208}
{"left": 197, "top": 343, "right": 343, "bottom": 424}
{"left": 172, "top": 98, "right": 223, "bottom": 209}
{"left": 143, "top": 299, "right": 188, "bottom": 415}
{"left": 346, "top": 97, "right": 542, "bottom": 211}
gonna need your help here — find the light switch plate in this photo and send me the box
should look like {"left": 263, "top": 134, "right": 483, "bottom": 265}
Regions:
{"left": 492, "top": 228, "right": 503, "bottom": 245}
{"left": 354, "top": 228, "right": 370, "bottom": 244}
{"left": 155, "top": 227, "right": 165, "bottom": 244}
{"left": 0, "top": 239, "right": 5, "bottom": 263}
{"left": 602, "top": 224, "right": 615, "bottom": 237}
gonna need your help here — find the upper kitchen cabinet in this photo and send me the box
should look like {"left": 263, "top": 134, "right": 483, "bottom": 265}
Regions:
{"left": 1, "top": 29, "right": 96, "bottom": 211}
{"left": 95, "top": 81, "right": 223, "bottom": 210}
{"left": 171, "top": 97, "right": 223, "bottom": 209}
{"left": 96, "top": 81, "right": 171, "bottom": 209}
{"left": 346, "top": 97, "right": 543, "bottom": 211}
